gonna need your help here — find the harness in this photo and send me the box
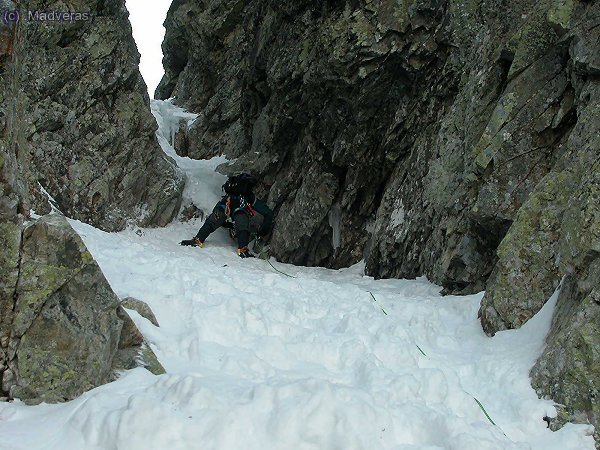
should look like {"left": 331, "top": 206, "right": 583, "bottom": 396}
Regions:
{"left": 224, "top": 195, "right": 256, "bottom": 217}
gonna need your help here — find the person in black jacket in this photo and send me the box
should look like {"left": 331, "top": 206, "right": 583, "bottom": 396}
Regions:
{"left": 180, "top": 174, "right": 273, "bottom": 258}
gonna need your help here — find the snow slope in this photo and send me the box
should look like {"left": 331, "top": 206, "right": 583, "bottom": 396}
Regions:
{"left": 0, "top": 100, "right": 594, "bottom": 450}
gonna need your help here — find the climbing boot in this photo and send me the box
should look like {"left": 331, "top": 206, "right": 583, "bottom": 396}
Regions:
{"left": 237, "top": 246, "right": 254, "bottom": 258}
{"left": 180, "top": 237, "right": 204, "bottom": 247}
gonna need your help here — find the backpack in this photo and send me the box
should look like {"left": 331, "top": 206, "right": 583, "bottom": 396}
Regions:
{"left": 222, "top": 173, "right": 257, "bottom": 197}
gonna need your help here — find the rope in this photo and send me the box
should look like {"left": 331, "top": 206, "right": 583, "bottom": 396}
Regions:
{"left": 266, "top": 258, "right": 296, "bottom": 278}
{"left": 368, "top": 291, "right": 500, "bottom": 429}
{"left": 258, "top": 250, "right": 500, "bottom": 430}
{"left": 257, "top": 247, "right": 296, "bottom": 278}
{"left": 472, "top": 396, "right": 498, "bottom": 427}
{"left": 368, "top": 291, "right": 388, "bottom": 315}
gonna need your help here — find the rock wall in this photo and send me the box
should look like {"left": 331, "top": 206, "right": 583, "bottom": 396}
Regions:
{"left": 1, "top": 0, "right": 30, "bottom": 401}
{"left": 1, "top": 0, "right": 177, "bottom": 402}
{"left": 158, "top": 0, "right": 599, "bottom": 442}
{"left": 20, "top": 0, "right": 184, "bottom": 231}
{"left": 531, "top": 277, "right": 599, "bottom": 444}
{"left": 156, "top": 0, "right": 597, "bottom": 291}
{"left": 3, "top": 214, "right": 123, "bottom": 402}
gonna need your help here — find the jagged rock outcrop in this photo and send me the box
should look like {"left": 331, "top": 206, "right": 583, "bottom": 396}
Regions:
{"left": 158, "top": 0, "right": 599, "bottom": 442}
{"left": 19, "top": 0, "right": 184, "bottom": 231}
{"left": 1, "top": 214, "right": 165, "bottom": 403}
{"left": 113, "top": 298, "right": 165, "bottom": 376}
{"left": 530, "top": 278, "right": 599, "bottom": 444}
{"left": 2, "top": 214, "right": 123, "bottom": 403}
{"left": 480, "top": 79, "right": 600, "bottom": 333}
{"left": 478, "top": 10, "right": 600, "bottom": 443}
{"left": 1, "top": 0, "right": 31, "bottom": 402}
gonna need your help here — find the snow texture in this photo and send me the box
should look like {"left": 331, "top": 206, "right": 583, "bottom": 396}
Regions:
{"left": 0, "top": 101, "right": 594, "bottom": 450}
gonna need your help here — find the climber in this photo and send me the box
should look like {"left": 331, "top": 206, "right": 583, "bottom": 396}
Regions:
{"left": 180, "top": 173, "right": 273, "bottom": 258}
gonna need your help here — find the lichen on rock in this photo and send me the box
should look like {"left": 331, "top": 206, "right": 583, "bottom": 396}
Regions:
{"left": 17, "top": 0, "right": 184, "bottom": 231}
{"left": 5, "top": 214, "right": 123, "bottom": 403}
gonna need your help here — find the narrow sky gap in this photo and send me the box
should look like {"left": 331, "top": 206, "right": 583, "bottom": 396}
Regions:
{"left": 125, "top": 0, "right": 172, "bottom": 96}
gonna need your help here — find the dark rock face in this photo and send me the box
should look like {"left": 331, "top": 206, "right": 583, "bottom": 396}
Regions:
{"left": 18, "top": 0, "right": 184, "bottom": 231}
{"left": 158, "top": 0, "right": 458, "bottom": 271}
{"left": 156, "top": 0, "right": 594, "bottom": 290}
{"left": 1, "top": 0, "right": 31, "bottom": 402}
{"left": 159, "top": 0, "right": 599, "bottom": 441}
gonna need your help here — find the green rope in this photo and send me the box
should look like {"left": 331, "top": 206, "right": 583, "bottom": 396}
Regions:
{"left": 257, "top": 246, "right": 296, "bottom": 278}
{"left": 259, "top": 250, "right": 497, "bottom": 431}
{"left": 366, "top": 292, "right": 499, "bottom": 431}
{"left": 368, "top": 291, "right": 388, "bottom": 315}
{"left": 266, "top": 258, "right": 296, "bottom": 278}
{"left": 415, "top": 347, "right": 497, "bottom": 427}
{"left": 472, "top": 396, "right": 498, "bottom": 427}
{"left": 412, "top": 341, "right": 497, "bottom": 427}
{"left": 368, "top": 293, "right": 428, "bottom": 357}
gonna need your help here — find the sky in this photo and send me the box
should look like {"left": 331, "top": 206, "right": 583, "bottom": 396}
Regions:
{"left": 0, "top": 100, "right": 594, "bottom": 450}
{"left": 125, "top": 0, "right": 173, "bottom": 97}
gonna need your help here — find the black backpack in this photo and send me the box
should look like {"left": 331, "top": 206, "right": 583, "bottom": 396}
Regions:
{"left": 222, "top": 173, "right": 257, "bottom": 197}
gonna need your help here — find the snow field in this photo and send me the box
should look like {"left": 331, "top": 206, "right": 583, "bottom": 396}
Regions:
{"left": 0, "top": 217, "right": 592, "bottom": 450}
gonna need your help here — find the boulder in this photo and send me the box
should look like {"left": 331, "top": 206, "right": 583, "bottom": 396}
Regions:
{"left": 114, "top": 299, "right": 165, "bottom": 376}
{"left": 3, "top": 214, "right": 123, "bottom": 403}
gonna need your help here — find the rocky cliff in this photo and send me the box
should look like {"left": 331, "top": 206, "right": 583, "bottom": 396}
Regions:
{"left": 1, "top": 0, "right": 179, "bottom": 402}
{"left": 157, "top": 0, "right": 599, "bottom": 443}
{"left": 15, "top": 0, "right": 184, "bottom": 230}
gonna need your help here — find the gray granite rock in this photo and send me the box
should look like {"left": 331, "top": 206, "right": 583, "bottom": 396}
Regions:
{"left": 3, "top": 214, "right": 123, "bottom": 403}
{"left": 17, "top": 0, "right": 184, "bottom": 231}
{"left": 114, "top": 300, "right": 165, "bottom": 376}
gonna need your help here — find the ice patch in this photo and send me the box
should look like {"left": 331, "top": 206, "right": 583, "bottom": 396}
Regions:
{"left": 328, "top": 202, "right": 341, "bottom": 250}
{"left": 151, "top": 98, "right": 199, "bottom": 149}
